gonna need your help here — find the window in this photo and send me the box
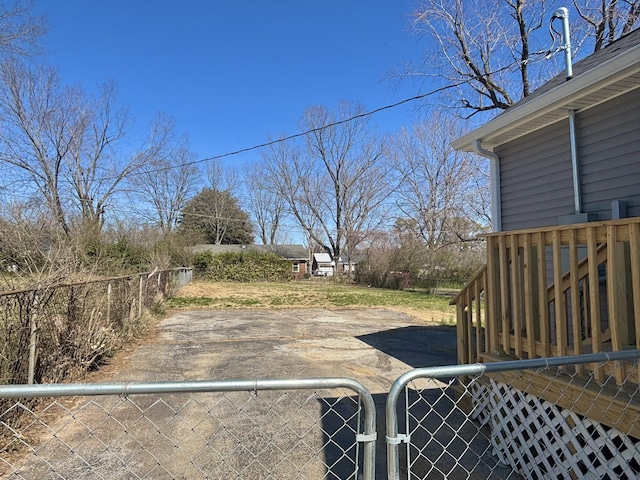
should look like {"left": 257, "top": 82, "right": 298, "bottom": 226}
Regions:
{"left": 292, "top": 262, "right": 300, "bottom": 273}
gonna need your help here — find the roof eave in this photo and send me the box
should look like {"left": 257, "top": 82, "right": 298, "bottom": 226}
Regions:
{"left": 452, "top": 44, "right": 640, "bottom": 152}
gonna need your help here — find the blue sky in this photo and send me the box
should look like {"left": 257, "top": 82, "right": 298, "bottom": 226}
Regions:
{"left": 33, "top": 1, "right": 428, "bottom": 167}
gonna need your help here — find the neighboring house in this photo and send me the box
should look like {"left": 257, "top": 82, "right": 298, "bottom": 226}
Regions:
{"left": 336, "top": 255, "right": 365, "bottom": 275}
{"left": 311, "top": 253, "right": 334, "bottom": 276}
{"left": 450, "top": 29, "right": 640, "bottom": 477}
{"left": 192, "top": 244, "right": 309, "bottom": 279}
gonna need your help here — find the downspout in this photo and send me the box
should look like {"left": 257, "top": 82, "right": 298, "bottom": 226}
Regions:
{"left": 472, "top": 140, "right": 502, "bottom": 232}
{"left": 569, "top": 109, "right": 582, "bottom": 214}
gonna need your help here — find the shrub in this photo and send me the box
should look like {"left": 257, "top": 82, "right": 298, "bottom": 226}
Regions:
{"left": 193, "top": 251, "right": 215, "bottom": 273}
{"left": 194, "top": 251, "right": 292, "bottom": 282}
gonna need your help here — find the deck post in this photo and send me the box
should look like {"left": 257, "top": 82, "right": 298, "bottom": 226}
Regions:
{"left": 553, "top": 230, "right": 567, "bottom": 356}
{"left": 499, "top": 235, "right": 510, "bottom": 355}
{"left": 629, "top": 223, "right": 640, "bottom": 381}
{"left": 607, "top": 225, "right": 627, "bottom": 383}
{"left": 510, "top": 235, "right": 523, "bottom": 357}
{"left": 537, "top": 232, "right": 550, "bottom": 357}
{"left": 523, "top": 234, "right": 536, "bottom": 358}
{"left": 486, "top": 237, "right": 501, "bottom": 355}
{"left": 456, "top": 303, "right": 468, "bottom": 364}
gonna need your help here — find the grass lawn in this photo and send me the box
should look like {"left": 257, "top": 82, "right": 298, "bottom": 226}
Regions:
{"left": 167, "top": 280, "right": 457, "bottom": 325}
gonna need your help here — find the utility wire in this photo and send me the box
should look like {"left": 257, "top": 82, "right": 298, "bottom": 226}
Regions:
{"left": 2, "top": 85, "right": 456, "bottom": 186}
{"left": 118, "top": 87, "right": 452, "bottom": 180}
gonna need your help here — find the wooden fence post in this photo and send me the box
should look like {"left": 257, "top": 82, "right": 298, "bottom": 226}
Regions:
{"left": 28, "top": 292, "right": 38, "bottom": 385}
{"left": 138, "top": 275, "right": 144, "bottom": 318}
{"left": 107, "top": 282, "right": 112, "bottom": 324}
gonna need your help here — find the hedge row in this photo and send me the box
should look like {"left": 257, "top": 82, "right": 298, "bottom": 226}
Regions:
{"left": 193, "top": 251, "right": 292, "bottom": 282}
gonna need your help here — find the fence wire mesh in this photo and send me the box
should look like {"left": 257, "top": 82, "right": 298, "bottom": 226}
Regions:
{"left": 0, "top": 268, "right": 191, "bottom": 387}
{"left": 1, "top": 378, "right": 375, "bottom": 479}
{"left": 386, "top": 351, "right": 640, "bottom": 480}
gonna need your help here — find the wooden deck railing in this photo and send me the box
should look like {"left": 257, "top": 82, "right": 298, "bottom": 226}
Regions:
{"left": 452, "top": 265, "right": 487, "bottom": 367}
{"left": 452, "top": 217, "right": 640, "bottom": 384}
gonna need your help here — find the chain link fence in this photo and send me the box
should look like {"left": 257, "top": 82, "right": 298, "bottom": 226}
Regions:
{"left": 0, "top": 267, "right": 192, "bottom": 386}
{"left": 1, "top": 378, "right": 376, "bottom": 479}
{"left": 386, "top": 350, "right": 640, "bottom": 480}
{"left": 3, "top": 351, "right": 640, "bottom": 479}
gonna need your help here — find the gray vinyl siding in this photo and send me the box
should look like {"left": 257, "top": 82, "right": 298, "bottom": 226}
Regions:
{"left": 496, "top": 120, "right": 574, "bottom": 231}
{"left": 578, "top": 87, "right": 640, "bottom": 220}
{"left": 495, "top": 87, "right": 640, "bottom": 231}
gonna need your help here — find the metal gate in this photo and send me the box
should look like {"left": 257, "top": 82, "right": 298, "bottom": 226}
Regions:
{"left": 1, "top": 378, "right": 376, "bottom": 479}
{"left": 385, "top": 350, "right": 640, "bottom": 480}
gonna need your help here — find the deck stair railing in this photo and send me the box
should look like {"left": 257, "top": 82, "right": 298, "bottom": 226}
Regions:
{"left": 452, "top": 217, "right": 640, "bottom": 385}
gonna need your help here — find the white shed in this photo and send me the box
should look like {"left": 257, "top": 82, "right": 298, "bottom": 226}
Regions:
{"left": 312, "top": 253, "right": 334, "bottom": 276}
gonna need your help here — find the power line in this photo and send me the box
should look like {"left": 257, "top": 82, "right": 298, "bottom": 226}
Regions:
{"left": 1, "top": 86, "right": 453, "bottom": 185}
{"left": 119, "top": 88, "right": 448, "bottom": 180}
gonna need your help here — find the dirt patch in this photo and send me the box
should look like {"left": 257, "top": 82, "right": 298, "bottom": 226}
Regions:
{"left": 178, "top": 281, "right": 310, "bottom": 299}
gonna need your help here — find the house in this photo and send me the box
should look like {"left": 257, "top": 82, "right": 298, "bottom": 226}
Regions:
{"left": 336, "top": 254, "right": 366, "bottom": 275}
{"left": 450, "top": 28, "right": 640, "bottom": 477}
{"left": 192, "top": 244, "right": 309, "bottom": 279}
{"left": 452, "top": 28, "right": 640, "bottom": 233}
{"left": 311, "top": 253, "right": 334, "bottom": 276}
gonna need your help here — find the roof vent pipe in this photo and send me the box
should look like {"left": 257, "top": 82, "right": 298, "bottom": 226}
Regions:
{"left": 551, "top": 7, "right": 573, "bottom": 80}
{"left": 548, "top": 8, "right": 582, "bottom": 214}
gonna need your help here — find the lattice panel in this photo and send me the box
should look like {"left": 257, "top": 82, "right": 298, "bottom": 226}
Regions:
{"left": 471, "top": 379, "right": 640, "bottom": 479}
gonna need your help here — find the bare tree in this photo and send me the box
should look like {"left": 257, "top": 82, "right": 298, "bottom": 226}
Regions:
{"left": 262, "top": 102, "right": 391, "bottom": 263}
{"left": 390, "top": 112, "right": 488, "bottom": 251}
{"left": 207, "top": 159, "right": 239, "bottom": 193}
{"left": 132, "top": 118, "right": 199, "bottom": 235}
{"left": 0, "top": 60, "right": 171, "bottom": 237}
{"left": 243, "top": 161, "right": 287, "bottom": 245}
{"left": 0, "top": 1, "right": 45, "bottom": 57}
{"left": 0, "top": 200, "right": 80, "bottom": 287}
{"left": 573, "top": 0, "right": 640, "bottom": 50}
{"left": 401, "top": 0, "right": 638, "bottom": 118}
{"left": 402, "top": 0, "right": 551, "bottom": 117}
